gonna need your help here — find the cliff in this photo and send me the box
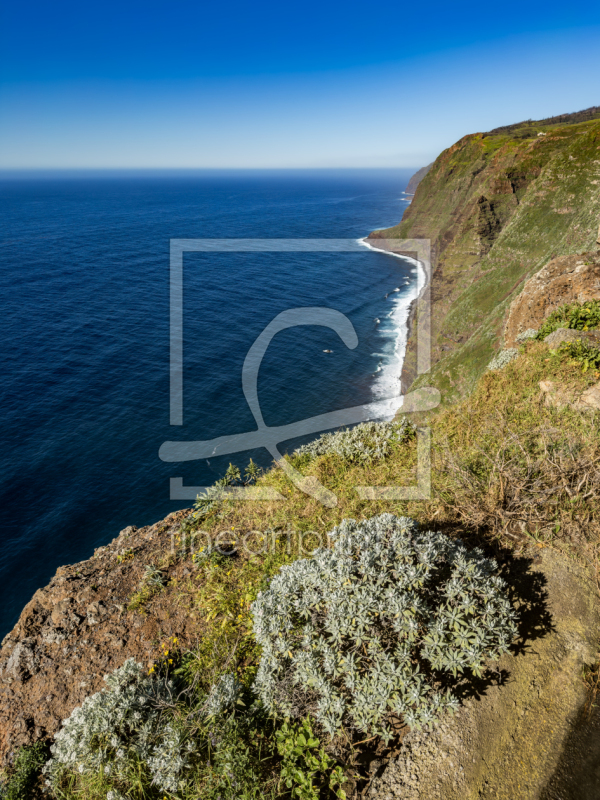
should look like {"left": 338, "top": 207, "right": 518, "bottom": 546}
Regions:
{"left": 405, "top": 163, "right": 433, "bottom": 194}
{"left": 4, "top": 111, "right": 600, "bottom": 799}
{"left": 370, "top": 114, "right": 600, "bottom": 402}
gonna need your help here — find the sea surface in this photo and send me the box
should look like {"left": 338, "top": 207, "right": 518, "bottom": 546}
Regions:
{"left": 0, "top": 169, "right": 416, "bottom": 637}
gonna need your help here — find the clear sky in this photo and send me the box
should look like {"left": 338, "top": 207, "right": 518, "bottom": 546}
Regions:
{"left": 1, "top": 0, "right": 599, "bottom": 169}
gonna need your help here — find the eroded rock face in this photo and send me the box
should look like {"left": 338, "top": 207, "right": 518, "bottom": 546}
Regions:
{"left": 505, "top": 251, "right": 600, "bottom": 347}
{"left": 367, "top": 547, "right": 600, "bottom": 800}
{"left": 0, "top": 510, "right": 194, "bottom": 764}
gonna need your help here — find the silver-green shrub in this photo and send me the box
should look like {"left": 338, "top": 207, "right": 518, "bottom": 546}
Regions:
{"left": 516, "top": 328, "right": 538, "bottom": 343}
{"left": 294, "top": 418, "right": 415, "bottom": 463}
{"left": 142, "top": 564, "right": 165, "bottom": 588}
{"left": 43, "top": 658, "right": 196, "bottom": 795}
{"left": 486, "top": 348, "right": 519, "bottom": 371}
{"left": 204, "top": 673, "right": 243, "bottom": 717}
{"left": 251, "top": 514, "right": 518, "bottom": 740}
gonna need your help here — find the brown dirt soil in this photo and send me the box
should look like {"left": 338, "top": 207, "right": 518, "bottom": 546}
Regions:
{"left": 504, "top": 251, "right": 600, "bottom": 347}
{"left": 365, "top": 546, "right": 600, "bottom": 800}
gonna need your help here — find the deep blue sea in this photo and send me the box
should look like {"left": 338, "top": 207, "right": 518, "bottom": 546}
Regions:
{"left": 0, "top": 169, "right": 415, "bottom": 637}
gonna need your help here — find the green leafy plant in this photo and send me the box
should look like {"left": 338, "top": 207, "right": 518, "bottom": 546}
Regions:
{"left": 536, "top": 300, "right": 600, "bottom": 340}
{"left": 556, "top": 339, "right": 600, "bottom": 373}
{"left": 275, "top": 718, "right": 345, "bottom": 800}
{"left": 244, "top": 458, "right": 262, "bottom": 484}
{"left": 116, "top": 547, "right": 134, "bottom": 564}
{"left": 0, "top": 741, "right": 48, "bottom": 800}
{"left": 128, "top": 564, "right": 166, "bottom": 610}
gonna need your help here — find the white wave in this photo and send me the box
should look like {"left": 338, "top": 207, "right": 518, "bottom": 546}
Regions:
{"left": 356, "top": 237, "right": 428, "bottom": 419}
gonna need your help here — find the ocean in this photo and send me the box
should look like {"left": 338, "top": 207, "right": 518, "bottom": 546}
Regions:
{"left": 0, "top": 169, "right": 416, "bottom": 637}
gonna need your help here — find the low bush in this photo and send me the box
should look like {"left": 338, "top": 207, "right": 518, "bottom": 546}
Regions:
{"left": 0, "top": 741, "right": 48, "bottom": 800}
{"left": 43, "top": 657, "right": 335, "bottom": 800}
{"left": 252, "top": 514, "right": 518, "bottom": 741}
{"left": 486, "top": 348, "right": 518, "bottom": 371}
{"left": 43, "top": 659, "right": 195, "bottom": 796}
{"left": 515, "top": 328, "right": 537, "bottom": 342}
{"left": 294, "top": 418, "right": 415, "bottom": 464}
{"left": 556, "top": 339, "right": 600, "bottom": 374}
{"left": 536, "top": 299, "right": 600, "bottom": 340}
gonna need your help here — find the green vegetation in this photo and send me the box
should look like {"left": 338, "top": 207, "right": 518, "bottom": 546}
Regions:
{"left": 42, "top": 656, "right": 338, "bottom": 800}
{"left": 536, "top": 299, "right": 600, "bottom": 340}
{"left": 116, "top": 548, "right": 134, "bottom": 564}
{"left": 275, "top": 718, "right": 346, "bottom": 800}
{"left": 252, "top": 514, "right": 516, "bottom": 739}
{"left": 128, "top": 564, "right": 166, "bottom": 611}
{"left": 0, "top": 741, "right": 49, "bottom": 800}
{"left": 375, "top": 116, "right": 600, "bottom": 403}
{"left": 33, "top": 331, "right": 600, "bottom": 799}
{"left": 556, "top": 339, "right": 600, "bottom": 374}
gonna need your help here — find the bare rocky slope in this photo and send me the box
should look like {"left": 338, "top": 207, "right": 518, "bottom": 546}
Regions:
{"left": 0, "top": 511, "right": 194, "bottom": 762}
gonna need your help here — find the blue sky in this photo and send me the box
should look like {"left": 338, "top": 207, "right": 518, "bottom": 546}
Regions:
{"left": 1, "top": 1, "right": 599, "bottom": 168}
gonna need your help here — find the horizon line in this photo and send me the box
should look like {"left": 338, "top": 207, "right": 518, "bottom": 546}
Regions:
{"left": 0, "top": 166, "right": 417, "bottom": 173}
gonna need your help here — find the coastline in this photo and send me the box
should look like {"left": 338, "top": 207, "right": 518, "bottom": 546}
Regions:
{"left": 358, "top": 236, "right": 428, "bottom": 400}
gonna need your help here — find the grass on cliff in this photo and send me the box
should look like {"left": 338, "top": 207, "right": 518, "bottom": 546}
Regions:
{"left": 379, "top": 115, "right": 600, "bottom": 405}
{"left": 162, "top": 335, "right": 600, "bottom": 743}
{"left": 39, "top": 338, "right": 600, "bottom": 800}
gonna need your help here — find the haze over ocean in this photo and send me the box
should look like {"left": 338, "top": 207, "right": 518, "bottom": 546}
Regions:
{"left": 0, "top": 168, "right": 417, "bottom": 636}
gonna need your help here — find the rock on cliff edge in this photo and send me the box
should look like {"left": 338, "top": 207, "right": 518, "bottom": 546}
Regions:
{"left": 504, "top": 251, "right": 600, "bottom": 347}
{"left": 0, "top": 510, "right": 195, "bottom": 764}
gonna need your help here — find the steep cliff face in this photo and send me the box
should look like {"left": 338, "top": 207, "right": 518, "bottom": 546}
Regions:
{"left": 371, "top": 118, "right": 600, "bottom": 402}
{"left": 405, "top": 163, "right": 432, "bottom": 194}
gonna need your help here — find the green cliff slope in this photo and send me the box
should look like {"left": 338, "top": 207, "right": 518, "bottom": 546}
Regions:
{"left": 370, "top": 116, "right": 600, "bottom": 403}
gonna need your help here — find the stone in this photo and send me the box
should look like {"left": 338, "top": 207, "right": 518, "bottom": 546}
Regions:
{"left": 2, "top": 641, "right": 39, "bottom": 682}
{"left": 50, "top": 599, "right": 73, "bottom": 627}
{"left": 538, "top": 378, "right": 600, "bottom": 412}
{"left": 579, "top": 382, "right": 600, "bottom": 410}
{"left": 85, "top": 601, "right": 107, "bottom": 626}
{"left": 544, "top": 327, "right": 600, "bottom": 348}
{"left": 538, "top": 380, "right": 577, "bottom": 410}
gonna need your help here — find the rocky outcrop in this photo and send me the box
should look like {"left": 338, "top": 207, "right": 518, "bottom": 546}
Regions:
{"left": 0, "top": 510, "right": 194, "bottom": 763}
{"left": 539, "top": 377, "right": 600, "bottom": 411}
{"left": 504, "top": 251, "right": 600, "bottom": 347}
{"left": 543, "top": 327, "right": 600, "bottom": 348}
{"left": 367, "top": 547, "right": 600, "bottom": 800}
